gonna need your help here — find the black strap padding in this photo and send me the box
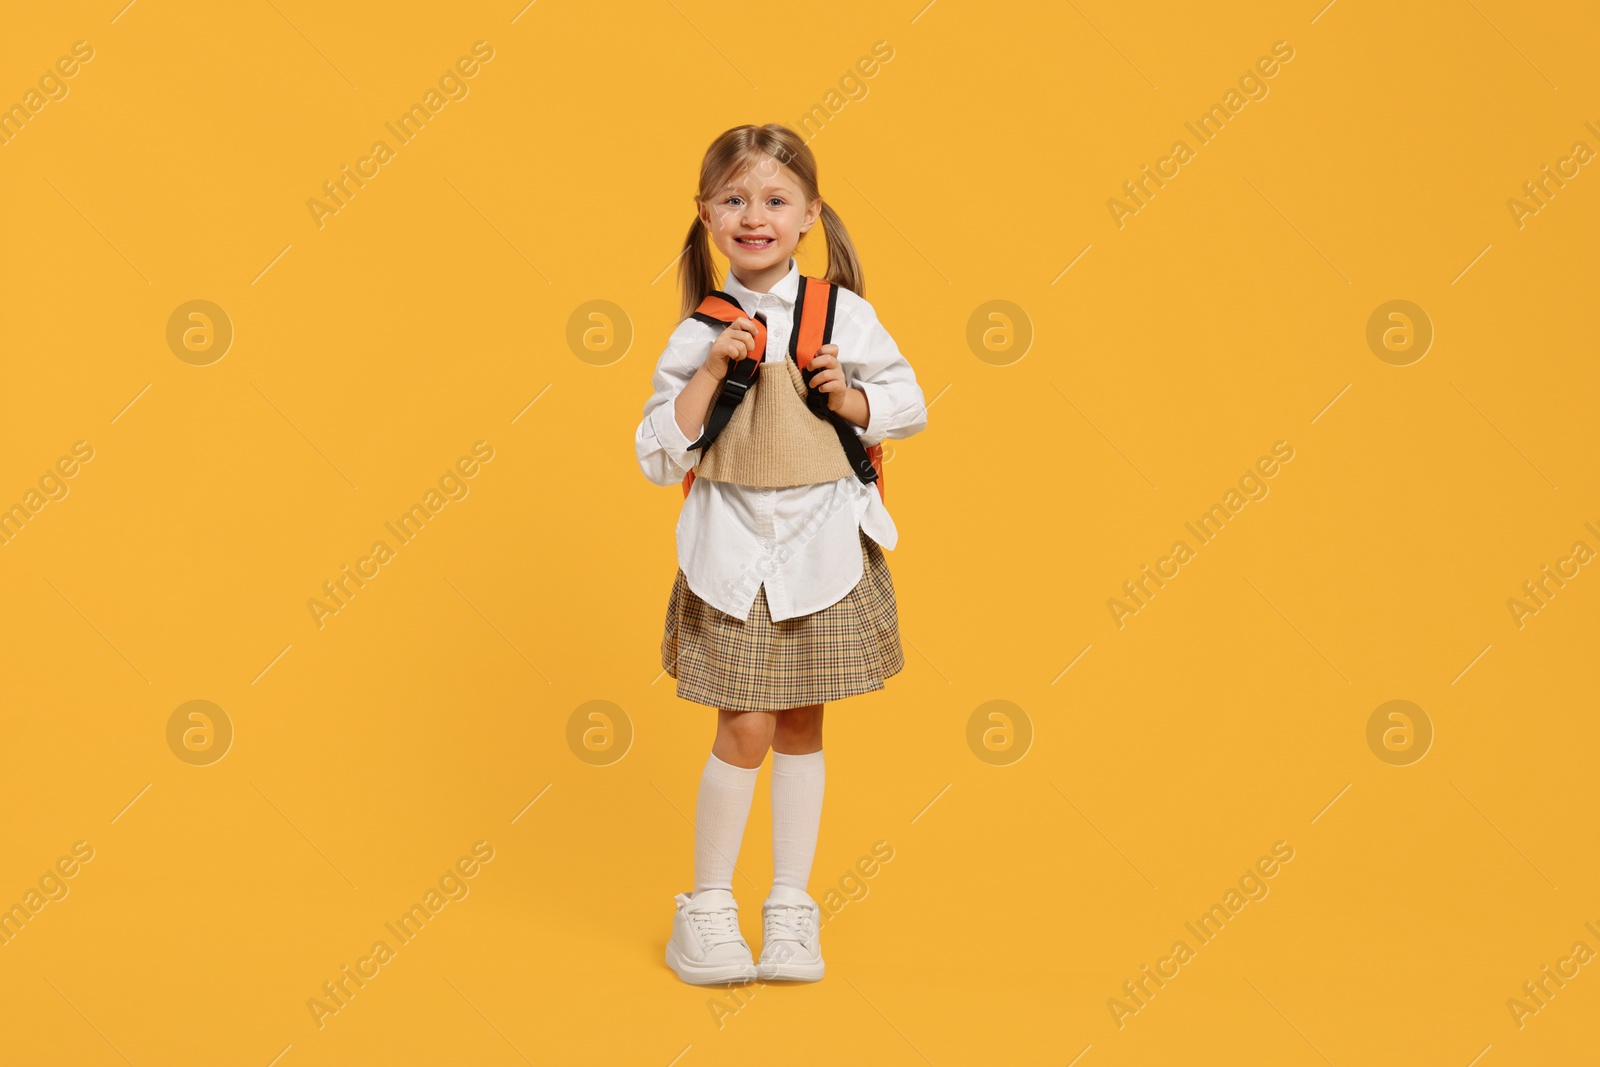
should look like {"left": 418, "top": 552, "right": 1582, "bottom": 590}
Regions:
{"left": 687, "top": 307, "right": 765, "bottom": 452}
{"left": 796, "top": 283, "right": 877, "bottom": 486}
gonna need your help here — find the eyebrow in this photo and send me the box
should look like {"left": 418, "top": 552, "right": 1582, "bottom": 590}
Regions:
{"left": 716, "top": 184, "right": 798, "bottom": 196}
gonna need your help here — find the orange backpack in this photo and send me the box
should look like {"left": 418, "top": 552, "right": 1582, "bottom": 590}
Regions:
{"left": 680, "top": 275, "right": 884, "bottom": 501}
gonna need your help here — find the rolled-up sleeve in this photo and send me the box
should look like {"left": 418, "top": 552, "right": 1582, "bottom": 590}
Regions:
{"left": 635, "top": 320, "right": 714, "bottom": 487}
{"left": 836, "top": 299, "right": 929, "bottom": 445}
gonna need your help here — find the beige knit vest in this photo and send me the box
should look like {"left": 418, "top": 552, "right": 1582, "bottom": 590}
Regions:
{"left": 692, "top": 357, "right": 854, "bottom": 488}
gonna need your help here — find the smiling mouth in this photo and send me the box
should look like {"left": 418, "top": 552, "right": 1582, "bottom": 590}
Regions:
{"left": 735, "top": 237, "right": 775, "bottom": 249}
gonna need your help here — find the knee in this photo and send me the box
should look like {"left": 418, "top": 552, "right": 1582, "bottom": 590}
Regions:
{"left": 717, "top": 711, "right": 775, "bottom": 766}
{"left": 773, "top": 704, "right": 823, "bottom": 751}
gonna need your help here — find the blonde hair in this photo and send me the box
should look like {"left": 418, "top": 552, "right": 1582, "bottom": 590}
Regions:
{"left": 677, "top": 124, "right": 864, "bottom": 321}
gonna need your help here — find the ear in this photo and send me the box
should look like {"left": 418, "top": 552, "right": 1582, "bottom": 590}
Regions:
{"left": 799, "top": 197, "right": 822, "bottom": 233}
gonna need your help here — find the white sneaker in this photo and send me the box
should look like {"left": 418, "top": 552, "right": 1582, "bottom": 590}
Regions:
{"left": 665, "top": 889, "right": 757, "bottom": 985}
{"left": 756, "top": 885, "right": 825, "bottom": 982}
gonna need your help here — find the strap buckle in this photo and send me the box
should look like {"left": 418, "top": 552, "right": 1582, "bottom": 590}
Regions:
{"left": 723, "top": 355, "right": 760, "bottom": 392}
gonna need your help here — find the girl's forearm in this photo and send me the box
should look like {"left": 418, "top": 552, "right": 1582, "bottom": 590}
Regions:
{"left": 674, "top": 362, "right": 724, "bottom": 441}
{"left": 832, "top": 386, "right": 870, "bottom": 429}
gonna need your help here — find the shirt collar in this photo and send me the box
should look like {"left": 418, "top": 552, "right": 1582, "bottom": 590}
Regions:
{"left": 722, "top": 256, "right": 800, "bottom": 312}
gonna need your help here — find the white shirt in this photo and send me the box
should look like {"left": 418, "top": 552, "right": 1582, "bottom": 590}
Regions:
{"left": 635, "top": 257, "right": 929, "bottom": 622}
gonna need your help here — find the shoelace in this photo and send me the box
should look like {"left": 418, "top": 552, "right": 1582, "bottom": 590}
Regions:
{"left": 688, "top": 907, "right": 744, "bottom": 949}
{"left": 763, "top": 903, "right": 816, "bottom": 944}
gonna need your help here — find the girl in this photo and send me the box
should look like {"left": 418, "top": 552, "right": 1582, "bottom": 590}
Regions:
{"left": 634, "top": 124, "right": 928, "bottom": 985}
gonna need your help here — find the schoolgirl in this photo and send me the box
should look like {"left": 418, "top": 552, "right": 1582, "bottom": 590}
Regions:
{"left": 634, "top": 123, "right": 928, "bottom": 984}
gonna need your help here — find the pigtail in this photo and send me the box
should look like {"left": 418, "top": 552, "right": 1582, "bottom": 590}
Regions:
{"left": 677, "top": 211, "right": 719, "bottom": 322}
{"left": 815, "top": 200, "right": 864, "bottom": 298}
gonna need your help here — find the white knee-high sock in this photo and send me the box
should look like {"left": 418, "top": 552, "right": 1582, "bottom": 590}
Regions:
{"left": 693, "top": 752, "right": 761, "bottom": 896}
{"left": 770, "top": 749, "right": 826, "bottom": 893}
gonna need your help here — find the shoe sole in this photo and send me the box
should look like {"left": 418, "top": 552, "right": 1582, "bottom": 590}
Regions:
{"left": 666, "top": 941, "right": 757, "bottom": 985}
{"left": 755, "top": 959, "right": 825, "bottom": 982}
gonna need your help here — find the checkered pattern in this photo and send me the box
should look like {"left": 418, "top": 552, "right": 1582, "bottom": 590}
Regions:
{"left": 661, "top": 528, "right": 904, "bottom": 711}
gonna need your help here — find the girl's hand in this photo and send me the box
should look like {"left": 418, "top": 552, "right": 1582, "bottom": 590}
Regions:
{"left": 809, "top": 344, "right": 855, "bottom": 413}
{"left": 705, "top": 317, "right": 761, "bottom": 381}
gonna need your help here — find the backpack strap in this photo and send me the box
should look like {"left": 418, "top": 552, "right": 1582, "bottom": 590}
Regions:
{"left": 792, "top": 277, "right": 881, "bottom": 492}
{"left": 680, "top": 293, "right": 763, "bottom": 498}
{"left": 684, "top": 291, "right": 766, "bottom": 453}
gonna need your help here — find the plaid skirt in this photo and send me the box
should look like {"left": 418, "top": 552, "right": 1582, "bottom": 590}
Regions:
{"left": 661, "top": 527, "right": 904, "bottom": 711}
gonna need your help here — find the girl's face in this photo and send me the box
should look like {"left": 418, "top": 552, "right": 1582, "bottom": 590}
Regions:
{"left": 698, "top": 155, "right": 821, "bottom": 280}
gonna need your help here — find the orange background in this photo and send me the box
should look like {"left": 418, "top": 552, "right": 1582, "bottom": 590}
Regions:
{"left": 1, "top": 1, "right": 1597, "bottom": 1064}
